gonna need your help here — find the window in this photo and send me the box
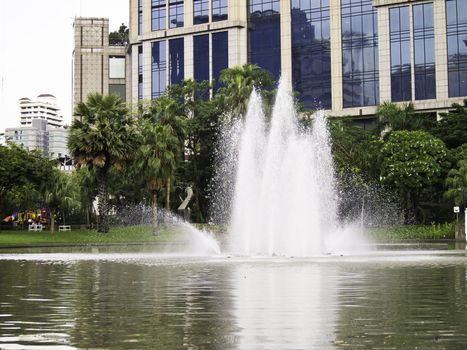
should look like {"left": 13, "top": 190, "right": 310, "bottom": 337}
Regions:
{"left": 152, "top": 41, "right": 167, "bottom": 99}
{"left": 109, "top": 56, "right": 126, "bottom": 79}
{"left": 446, "top": 0, "right": 467, "bottom": 97}
{"left": 138, "top": 46, "right": 143, "bottom": 100}
{"left": 341, "top": 0, "right": 379, "bottom": 108}
{"left": 249, "top": 0, "right": 281, "bottom": 80}
{"left": 152, "top": 0, "right": 166, "bottom": 31}
{"left": 390, "top": 6, "right": 411, "bottom": 101}
{"left": 212, "top": 31, "right": 229, "bottom": 91}
{"left": 194, "top": 34, "right": 209, "bottom": 82}
{"left": 194, "top": 0, "right": 209, "bottom": 24}
{"left": 291, "top": 0, "right": 331, "bottom": 109}
{"left": 212, "top": 0, "right": 228, "bottom": 21}
{"left": 109, "top": 84, "right": 126, "bottom": 100}
{"left": 138, "top": 0, "right": 143, "bottom": 34}
{"left": 169, "top": 38, "right": 184, "bottom": 85}
{"left": 413, "top": 3, "right": 436, "bottom": 100}
{"left": 170, "top": 0, "right": 184, "bottom": 28}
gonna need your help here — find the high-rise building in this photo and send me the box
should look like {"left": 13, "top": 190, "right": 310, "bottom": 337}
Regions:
{"left": 5, "top": 119, "right": 50, "bottom": 156}
{"left": 127, "top": 0, "right": 467, "bottom": 120}
{"left": 19, "top": 94, "right": 63, "bottom": 128}
{"left": 73, "top": 17, "right": 129, "bottom": 108}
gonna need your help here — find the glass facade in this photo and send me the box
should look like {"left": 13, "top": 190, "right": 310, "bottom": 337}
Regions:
{"left": 446, "top": 0, "right": 467, "bottom": 97}
{"left": 249, "top": 0, "right": 281, "bottom": 80}
{"left": 169, "top": 38, "right": 184, "bottom": 85}
{"left": 212, "top": 31, "right": 229, "bottom": 91}
{"left": 390, "top": 6, "right": 411, "bottom": 102}
{"left": 291, "top": 0, "right": 332, "bottom": 109}
{"left": 194, "top": 34, "right": 210, "bottom": 82}
{"left": 194, "top": 0, "right": 210, "bottom": 24}
{"left": 138, "top": 46, "right": 143, "bottom": 100}
{"left": 170, "top": 0, "right": 184, "bottom": 28}
{"left": 138, "top": 0, "right": 143, "bottom": 35}
{"left": 213, "top": 0, "right": 228, "bottom": 21}
{"left": 413, "top": 3, "right": 436, "bottom": 100}
{"left": 152, "top": 0, "right": 166, "bottom": 31}
{"left": 152, "top": 41, "right": 167, "bottom": 99}
{"left": 341, "top": 0, "right": 379, "bottom": 108}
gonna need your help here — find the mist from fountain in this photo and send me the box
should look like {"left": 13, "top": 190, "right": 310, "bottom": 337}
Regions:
{"left": 227, "top": 80, "right": 357, "bottom": 256}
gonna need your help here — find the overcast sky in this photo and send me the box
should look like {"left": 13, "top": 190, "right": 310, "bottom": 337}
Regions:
{"left": 0, "top": 0, "right": 129, "bottom": 131}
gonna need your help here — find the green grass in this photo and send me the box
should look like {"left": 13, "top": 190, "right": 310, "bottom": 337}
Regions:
{"left": 368, "top": 223, "right": 456, "bottom": 241}
{"left": 0, "top": 225, "right": 184, "bottom": 246}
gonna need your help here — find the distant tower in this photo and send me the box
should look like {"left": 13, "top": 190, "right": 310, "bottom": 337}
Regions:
{"left": 19, "top": 94, "right": 63, "bottom": 128}
{"left": 72, "top": 17, "right": 128, "bottom": 111}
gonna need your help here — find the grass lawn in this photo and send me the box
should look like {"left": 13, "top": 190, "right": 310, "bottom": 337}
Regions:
{"left": 368, "top": 223, "right": 456, "bottom": 241}
{"left": 0, "top": 225, "right": 184, "bottom": 246}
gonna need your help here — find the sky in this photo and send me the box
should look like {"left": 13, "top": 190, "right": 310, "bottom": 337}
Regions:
{"left": 0, "top": 0, "right": 129, "bottom": 131}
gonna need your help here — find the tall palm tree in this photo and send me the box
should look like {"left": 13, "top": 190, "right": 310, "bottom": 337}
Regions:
{"left": 216, "top": 64, "right": 275, "bottom": 119}
{"left": 445, "top": 159, "right": 467, "bottom": 208}
{"left": 68, "top": 93, "right": 136, "bottom": 233}
{"left": 135, "top": 120, "right": 179, "bottom": 235}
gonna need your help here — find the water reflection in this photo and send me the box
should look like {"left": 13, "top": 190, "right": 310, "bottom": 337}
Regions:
{"left": 1, "top": 251, "right": 467, "bottom": 349}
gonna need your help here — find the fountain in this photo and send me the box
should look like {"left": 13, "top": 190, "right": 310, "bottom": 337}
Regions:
{"left": 225, "top": 80, "right": 362, "bottom": 256}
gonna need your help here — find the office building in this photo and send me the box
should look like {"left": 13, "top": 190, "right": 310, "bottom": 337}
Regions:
{"left": 127, "top": 0, "right": 467, "bottom": 121}
{"left": 19, "top": 94, "right": 63, "bottom": 128}
{"left": 73, "top": 17, "right": 129, "bottom": 108}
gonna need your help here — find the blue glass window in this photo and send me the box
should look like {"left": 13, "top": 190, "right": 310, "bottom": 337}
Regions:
{"left": 152, "top": 0, "right": 166, "bottom": 31}
{"left": 138, "top": 46, "right": 143, "bottom": 100}
{"left": 390, "top": 6, "right": 411, "bottom": 101}
{"left": 169, "top": 38, "right": 184, "bottom": 85}
{"left": 413, "top": 3, "right": 436, "bottom": 100}
{"left": 138, "top": 0, "right": 143, "bottom": 35}
{"left": 341, "top": 0, "right": 379, "bottom": 108}
{"left": 249, "top": 0, "right": 281, "bottom": 81}
{"left": 212, "top": 31, "right": 229, "bottom": 91}
{"left": 152, "top": 41, "right": 167, "bottom": 99}
{"left": 169, "top": 0, "right": 184, "bottom": 28}
{"left": 446, "top": 0, "right": 467, "bottom": 97}
{"left": 194, "top": 34, "right": 209, "bottom": 82}
{"left": 291, "top": 0, "right": 331, "bottom": 109}
{"left": 213, "top": 0, "right": 228, "bottom": 21}
{"left": 194, "top": 0, "right": 209, "bottom": 24}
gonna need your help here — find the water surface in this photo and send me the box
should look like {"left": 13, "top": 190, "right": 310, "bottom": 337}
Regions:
{"left": 0, "top": 245, "right": 466, "bottom": 349}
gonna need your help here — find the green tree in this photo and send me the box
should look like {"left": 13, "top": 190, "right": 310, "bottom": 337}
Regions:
{"left": 109, "top": 23, "right": 129, "bottom": 46}
{"left": 135, "top": 121, "right": 179, "bottom": 235}
{"left": 376, "top": 102, "right": 435, "bottom": 135}
{"left": 381, "top": 130, "right": 448, "bottom": 223}
{"left": 431, "top": 99, "right": 467, "bottom": 149}
{"left": 44, "top": 169, "right": 80, "bottom": 234}
{"left": 68, "top": 93, "right": 137, "bottom": 233}
{"left": 444, "top": 154, "right": 467, "bottom": 208}
{"left": 215, "top": 64, "right": 275, "bottom": 119}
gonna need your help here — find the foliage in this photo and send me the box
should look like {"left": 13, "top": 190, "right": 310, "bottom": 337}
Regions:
{"left": 369, "top": 223, "right": 455, "bottom": 240}
{"left": 431, "top": 99, "right": 467, "bottom": 149}
{"left": 376, "top": 102, "right": 435, "bottom": 135}
{"left": 69, "top": 93, "right": 137, "bottom": 233}
{"left": 109, "top": 23, "right": 128, "bottom": 46}
{"left": 381, "top": 131, "right": 448, "bottom": 222}
{"left": 215, "top": 64, "right": 275, "bottom": 119}
{"left": 444, "top": 159, "right": 467, "bottom": 207}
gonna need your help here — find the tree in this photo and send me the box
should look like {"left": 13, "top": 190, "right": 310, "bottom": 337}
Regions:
{"left": 68, "top": 93, "right": 137, "bottom": 233}
{"left": 109, "top": 23, "right": 129, "bottom": 46}
{"left": 381, "top": 131, "right": 448, "bottom": 223}
{"left": 444, "top": 146, "right": 467, "bottom": 208}
{"left": 135, "top": 120, "right": 179, "bottom": 235}
{"left": 431, "top": 99, "right": 467, "bottom": 149}
{"left": 44, "top": 169, "right": 80, "bottom": 234}
{"left": 215, "top": 64, "right": 275, "bottom": 119}
{"left": 376, "top": 102, "right": 435, "bottom": 135}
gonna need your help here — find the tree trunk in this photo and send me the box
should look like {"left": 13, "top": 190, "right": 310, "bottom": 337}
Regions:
{"left": 165, "top": 178, "right": 171, "bottom": 211}
{"left": 97, "top": 171, "right": 109, "bottom": 234}
{"left": 152, "top": 190, "right": 159, "bottom": 236}
{"left": 50, "top": 210, "right": 55, "bottom": 234}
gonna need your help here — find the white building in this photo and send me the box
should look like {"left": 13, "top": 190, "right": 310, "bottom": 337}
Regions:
{"left": 19, "top": 94, "right": 64, "bottom": 128}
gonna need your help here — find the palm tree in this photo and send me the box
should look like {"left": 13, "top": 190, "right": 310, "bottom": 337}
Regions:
{"left": 68, "top": 93, "right": 136, "bottom": 233}
{"left": 135, "top": 120, "right": 179, "bottom": 235}
{"left": 376, "top": 102, "right": 435, "bottom": 135}
{"left": 44, "top": 169, "right": 79, "bottom": 234}
{"left": 216, "top": 64, "right": 275, "bottom": 119}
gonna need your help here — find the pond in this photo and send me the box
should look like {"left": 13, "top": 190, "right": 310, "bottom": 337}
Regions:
{"left": 0, "top": 244, "right": 467, "bottom": 349}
